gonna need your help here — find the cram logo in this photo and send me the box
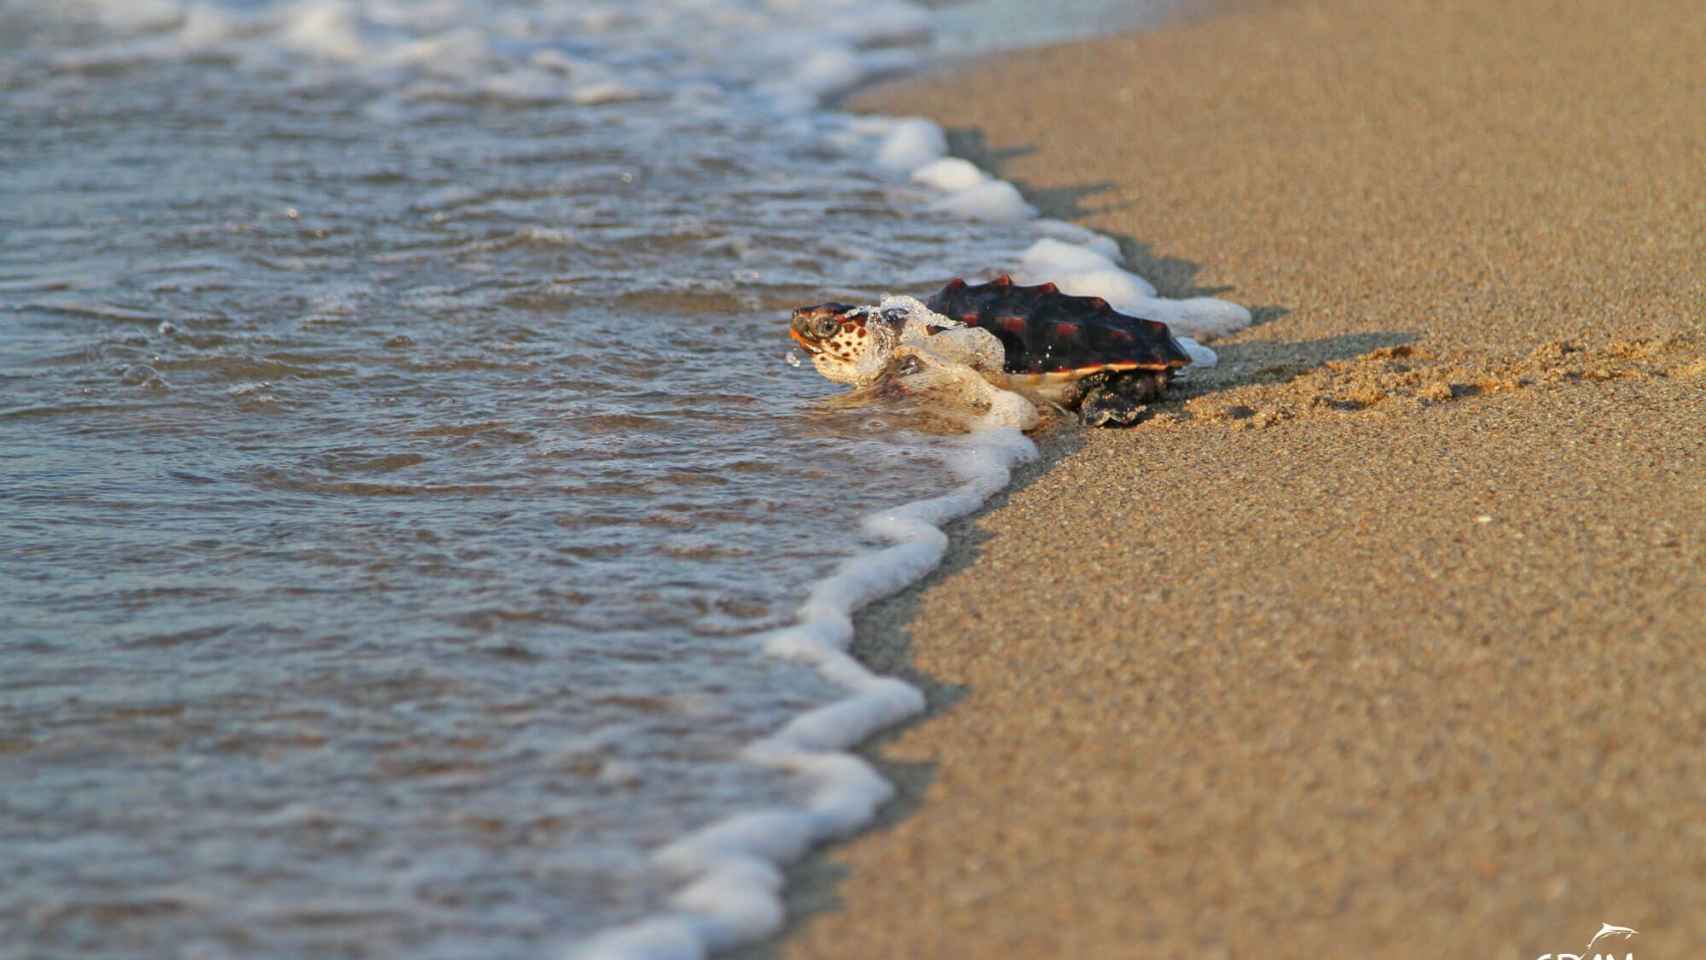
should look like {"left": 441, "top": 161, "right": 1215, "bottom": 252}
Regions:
{"left": 1536, "top": 922, "right": 1638, "bottom": 960}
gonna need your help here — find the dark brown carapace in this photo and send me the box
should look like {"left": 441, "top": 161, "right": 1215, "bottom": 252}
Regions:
{"left": 925, "top": 274, "right": 1191, "bottom": 380}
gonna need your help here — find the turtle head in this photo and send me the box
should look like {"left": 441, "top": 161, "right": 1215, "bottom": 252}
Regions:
{"left": 788, "top": 302, "right": 898, "bottom": 387}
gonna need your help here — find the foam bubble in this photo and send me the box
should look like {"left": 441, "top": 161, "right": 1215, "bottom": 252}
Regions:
{"left": 277, "top": 2, "right": 365, "bottom": 62}
{"left": 1016, "top": 237, "right": 1157, "bottom": 297}
{"left": 1177, "top": 336, "right": 1218, "bottom": 368}
{"left": 1010, "top": 236, "right": 1253, "bottom": 341}
{"left": 793, "top": 46, "right": 863, "bottom": 97}
{"left": 875, "top": 118, "right": 948, "bottom": 172}
{"left": 1032, "top": 219, "right": 1123, "bottom": 261}
{"left": 1132, "top": 296, "right": 1253, "bottom": 341}
{"left": 910, "top": 156, "right": 987, "bottom": 192}
{"left": 927, "top": 179, "right": 1037, "bottom": 222}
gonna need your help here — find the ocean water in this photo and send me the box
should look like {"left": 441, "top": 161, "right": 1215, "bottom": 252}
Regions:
{"left": 0, "top": 2, "right": 1240, "bottom": 958}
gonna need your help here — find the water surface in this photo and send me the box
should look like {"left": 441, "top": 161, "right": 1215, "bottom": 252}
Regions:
{"left": 0, "top": 2, "right": 1042, "bottom": 956}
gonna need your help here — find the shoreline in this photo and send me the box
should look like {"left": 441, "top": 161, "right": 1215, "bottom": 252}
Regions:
{"left": 760, "top": 0, "right": 1706, "bottom": 956}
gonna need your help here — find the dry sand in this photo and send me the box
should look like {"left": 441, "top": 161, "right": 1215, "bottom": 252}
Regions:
{"left": 753, "top": 0, "right": 1706, "bottom": 957}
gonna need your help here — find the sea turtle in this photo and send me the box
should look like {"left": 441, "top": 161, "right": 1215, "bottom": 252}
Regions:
{"left": 788, "top": 275, "right": 1193, "bottom": 427}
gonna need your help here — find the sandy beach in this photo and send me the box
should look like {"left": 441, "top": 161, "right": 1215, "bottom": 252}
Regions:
{"left": 758, "top": 0, "right": 1706, "bottom": 957}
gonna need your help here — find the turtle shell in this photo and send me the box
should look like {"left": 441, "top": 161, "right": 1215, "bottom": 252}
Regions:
{"left": 924, "top": 275, "right": 1191, "bottom": 382}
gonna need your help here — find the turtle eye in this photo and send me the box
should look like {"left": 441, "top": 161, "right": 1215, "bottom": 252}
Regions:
{"left": 813, "top": 315, "right": 840, "bottom": 339}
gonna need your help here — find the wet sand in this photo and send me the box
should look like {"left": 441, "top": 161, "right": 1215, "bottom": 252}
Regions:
{"left": 766, "top": 0, "right": 1706, "bottom": 957}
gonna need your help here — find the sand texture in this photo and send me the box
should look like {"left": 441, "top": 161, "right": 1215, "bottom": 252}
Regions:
{"left": 757, "top": 0, "right": 1706, "bottom": 957}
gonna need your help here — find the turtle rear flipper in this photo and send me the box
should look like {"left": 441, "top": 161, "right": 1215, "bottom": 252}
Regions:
{"left": 1079, "top": 372, "right": 1167, "bottom": 427}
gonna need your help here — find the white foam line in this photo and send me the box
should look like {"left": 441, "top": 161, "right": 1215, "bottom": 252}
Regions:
{"left": 566, "top": 428, "right": 1035, "bottom": 960}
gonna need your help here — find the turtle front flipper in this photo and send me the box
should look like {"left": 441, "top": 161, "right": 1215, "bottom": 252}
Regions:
{"left": 893, "top": 344, "right": 1039, "bottom": 430}
{"left": 1079, "top": 372, "right": 1167, "bottom": 427}
{"left": 915, "top": 324, "right": 1005, "bottom": 375}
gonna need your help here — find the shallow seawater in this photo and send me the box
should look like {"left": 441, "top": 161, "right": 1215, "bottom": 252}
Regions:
{"left": 0, "top": 2, "right": 1045, "bottom": 957}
